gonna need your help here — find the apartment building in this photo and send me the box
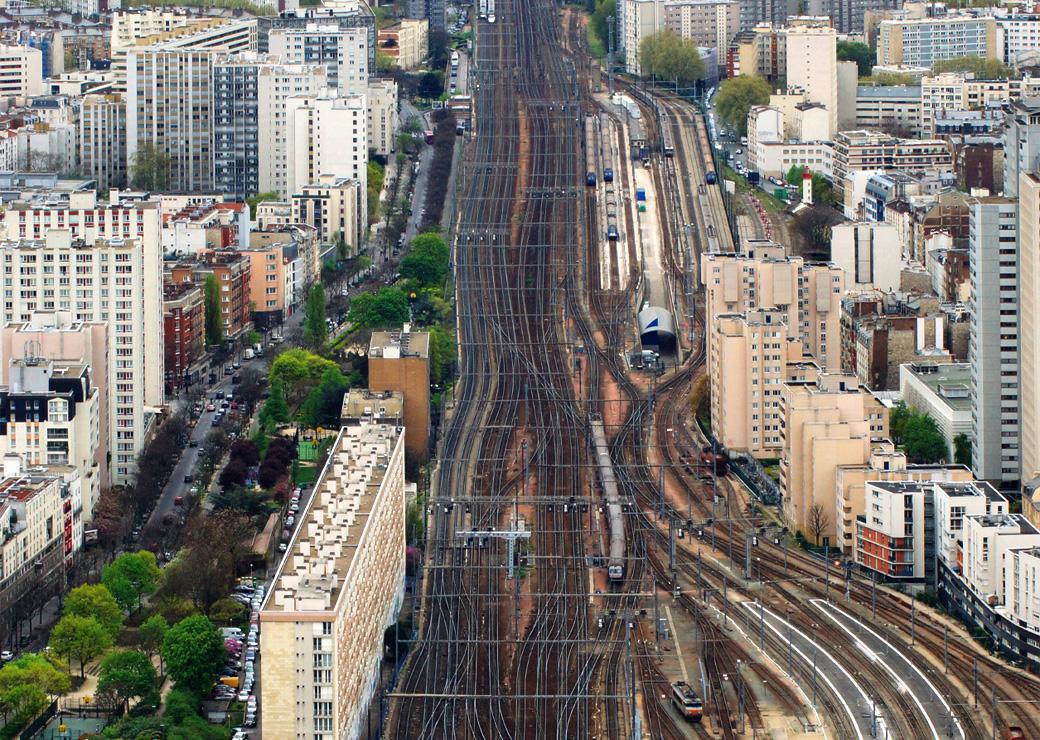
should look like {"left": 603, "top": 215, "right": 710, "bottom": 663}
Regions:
{"left": 622, "top": 0, "right": 739, "bottom": 74}
{"left": 855, "top": 85, "right": 921, "bottom": 135}
{"left": 79, "top": 94, "right": 127, "bottom": 191}
{"left": 291, "top": 176, "right": 363, "bottom": 253}
{"left": 709, "top": 310, "right": 811, "bottom": 457}
{"left": 0, "top": 45, "right": 43, "bottom": 99}
{"left": 261, "top": 4, "right": 377, "bottom": 68}
{"left": 213, "top": 54, "right": 328, "bottom": 200}
{"left": 780, "top": 372, "right": 888, "bottom": 545}
{"left": 126, "top": 21, "right": 258, "bottom": 193}
{"left": 856, "top": 479, "right": 1005, "bottom": 582}
{"left": 967, "top": 197, "right": 1020, "bottom": 484}
{"left": 804, "top": 0, "right": 897, "bottom": 33}
{"left": 242, "top": 245, "right": 288, "bottom": 330}
{"left": 169, "top": 252, "right": 252, "bottom": 341}
{"left": 877, "top": 16, "right": 999, "bottom": 68}
{"left": 367, "top": 78, "right": 399, "bottom": 157}
{"left": 268, "top": 24, "right": 368, "bottom": 95}
{"left": 255, "top": 201, "right": 293, "bottom": 232}
{"left": 249, "top": 224, "right": 320, "bottom": 302}
{"left": 287, "top": 93, "right": 368, "bottom": 223}
{"left": 1020, "top": 173, "right": 1040, "bottom": 483}
{"left": 376, "top": 19, "right": 428, "bottom": 70}
{"left": 831, "top": 130, "right": 953, "bottom": 201}
{"left": 260, "top": 421, "right": 406, "bottom": 740}
{"left": 0, "top": 313, "right": 109, "bottom": 490}
{"left": 162, "top": 281, "right": 205, "bottom": 392}
{"left": 0, "top": 231, "right": 161, "bottom": 486}
{"left": 899, "top": 362, "right": 972, "bottom": 461}
{"left": 785, "top": 24, "right": 836, "bottom": 137}
{"left": 368, "top": 327, "right": 430, "bottom": 466}
{"left": 830, "top": 222, "right": 902, "bottom": 292}
{"left": 1003, "top": 96, "right": 1040, "bottom": 198}
{"left": 0, "top": 458, "right": 84, "bottom": 628}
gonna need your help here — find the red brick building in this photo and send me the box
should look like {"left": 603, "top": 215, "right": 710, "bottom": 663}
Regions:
{"left": 169, "top": 251, "right": 252, "bottom": 341}
{"left": 163, "top": 281, "right": 205, "bottom": 392}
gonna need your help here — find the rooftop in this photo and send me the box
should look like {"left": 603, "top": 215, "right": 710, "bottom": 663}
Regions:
{"left": 902, "top": 362, "right": 971, "bottom": 411}
{"left": 262, "top": 423, "right": 402, "bottom": 616}
{"left": 369, "top": 325, "right": 429, "bottom": 360}
{"left": 341, "top": 388, "right": 403, "bottom": 425}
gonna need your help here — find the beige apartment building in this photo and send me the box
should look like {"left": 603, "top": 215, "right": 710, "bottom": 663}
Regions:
{"left": 377, "top": 18, "right": 428, "bottom": 69}
{"left": 785, "top": 24, "right": 837, "bottom": 137}
{"left": 368, "top": 327, "right": 430, "bottom": 465}
{"left": 832, "top": 130, "right": 953, "bottom": 200}
{"left": 0, "top": 45, "right": 43, "bottom": 99}
{"left": 1020, "top": 171, "right": 1040, "bottom": 482}
{"left": 260, "top": 422, "right": 406, "bottom": 740}
{"left": 780, "top": 372, "right": 889, "bottom": 545}
{"left": 877, "top": 16, "right": 999, "bottom": 68}
{"left": 242, "top": 246, "right": 288, "bottom": 329}
{"left": 835, "top": 442, "right": 973, "bottom": 553}
{"left": 292, "top": 175, "right": 364, "bottom": 252}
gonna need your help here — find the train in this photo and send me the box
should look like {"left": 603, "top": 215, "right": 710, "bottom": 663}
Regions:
{"left": 590, "top": 417, "right": 625, "bottom": 581}
{"left": 585, "top": 115, "right": 597, "bottom": 187}
{"left": 670, "top": 682, "right": 704, "bottom": 721}
{"left": 604, "top": 183, "right": 619, "bottom": 241}
{"left": 705, "top": 171, "right": 717, "bottom": 185}
{"left": 478, "top": 0, "right": 495, "bottom": 21}
{"left": 599, "top": 113, "right": 614, "bottom": 183}
{"left": 700, "top": 446, "right": 728, "bottom": 475}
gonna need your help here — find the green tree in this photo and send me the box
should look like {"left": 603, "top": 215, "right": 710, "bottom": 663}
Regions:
{"left": 410, "top": 289, "right": 451, "bottom": 326}
{"left": 245, "top": 191, "right": 280, "bottom": 219}
{"left": 932, "top": 55, "right": 1014, "bottom": 79}
{"left": 259, "top": 379, "right": 291, "bottom": 430}
{"left": 368, "top": 160, "right": 386, "bottom": 224}
{"left": 129, "top": 141, "right": 171, "bottom": 191}
{"left": 138, "top": 615, "right": 168, "bottom": 672}
{"left": 428, "top": 324, "right": 455, "bottom": 386}
{"left": 0, "top": 653, "right": 69, "bottom": 725}
{"left": 785, "top": 165, "right": 835, "bottom": 205}
{"left": 161, "top": 615, "right": 225, "bottom": 695}
{"left": 837, "top": 40, "right": 873, "bottom": 76}
{"left": 348, "top": 288, "right": 410, "bottom": 329}
{"left": 400, "top": 233, "right": 450, "bottom": 287}
{"left": 303, "top": 282, "right": 328, "bottom": 349}
{"left": 49, "top": 615, "right": 113, "bottom": 679}
{"left": 639, "top": 30, "right": 706, "bottom": 88}
{"left": 102, "top": 551, "right": 161, "bottom": 614}
{"left": 715, "top": 76, "right": 771, "bottom": 136}
{"left": 902, "top": 413, "right": 948, "bottom": 464}
{"left": 63, "top": 584, "right": 124, "bottom": 639}
{"left": 203, "top": 274, "right": 223, "bottom": 346}
{"left": 588, "top": 0, "right": 616, "bottom": 56}
{"left": 954, "top": 432, "right": 972, "bottom": 467}
{"left": 376, "top": 49, "right": 397, "bottom": 72}
{"left": 269, "top": 349, "right": 339, "bottom": 393}
{"left": 300, "top": 367, "right": 350, "bottom": 429}
{"left": 97, "top": 650, "right": 157, "bottom": 713}
{"left": 208, "top": 597, "right": 246, "bottom": 626}
{"left": 417, "top": 71, "right": 443, "bottom": 99}
{"left": 859, "top": 71, "right": 920, "bottom": 86}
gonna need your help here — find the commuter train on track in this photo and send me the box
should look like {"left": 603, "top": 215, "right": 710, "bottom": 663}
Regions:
{"left": 590, "top": 417, "right": 625, "bottom": 582}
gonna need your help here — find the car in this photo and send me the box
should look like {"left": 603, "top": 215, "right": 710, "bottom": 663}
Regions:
{"left": 222, "top": 667, "right": 239, "bottom": 677}
{"left": 244, "top": 714, "right": 256, "bottom": 727}
{"left": 286, "top": 516, "right": 295, "bottom": 527}
{"left": 188, "top": 439, "right": 198, "bottom": 447}
{"left": 278, "top": 543, "right": 287, "bottom": 553}
{"left": 174, "top": 496, "right": 184, "bottom": 506}
{"left": 221, "top": 401, "right": 229, "bottom": 410}
{"left": 206, "top": 403, "right": 215, "bottom": 412}
{"left": 0, "top": 651, "right": 12, "bottom": 662}
{"left": 230, "top": 401, "right": 239, "bottom": 410}
{"left": 224, "top": 366, "right": 233, "bottom": 376}
{"left": 235, "top": 584, "right": 255, "bottom": 594}
{"left": 289, "top": 503, "right": 299, "bottom": 513}
{"left": 232, "top": 374, "right": 242, "bottom": 385}
{"left": 245, "top": 649, "right": 256, "bottom": 662}
{"left": 238, "top": 689, "right": 250, "bottom": 702}
{"left": 232, "top": 361, "right": 241, "bottom": 370}
{"left": 183, "top": 474, "right": 193, "bottom": 484}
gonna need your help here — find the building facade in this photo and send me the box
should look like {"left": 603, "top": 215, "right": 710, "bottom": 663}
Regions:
{"left": 79, "top": 94, "right": 127, "bottom": 191}
{"left": 268, "top": 24, "right": 368, "bottom": 95}
{"left": 877, "top": 17, "right": 1000, "bottom": 68}
{"left": 368, "top": 327, "right": 430, "bottom": 465}
{"left": 162, "top": 281, "right": 205, "bottom": 392}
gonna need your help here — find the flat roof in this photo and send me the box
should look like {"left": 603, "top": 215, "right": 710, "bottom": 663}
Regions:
{"left": 262, "top": 422, "right": 401, "bottom": 616}
{"left": 369, "top": 327, "right": 429, "bottom": 359}
{"left": 903, "top": 362, "right": 971, "bottom": 411}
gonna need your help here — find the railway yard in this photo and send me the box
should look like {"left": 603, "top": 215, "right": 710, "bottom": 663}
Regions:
{"left": 385, "top": 0, "right": 1040, "bottom": 737}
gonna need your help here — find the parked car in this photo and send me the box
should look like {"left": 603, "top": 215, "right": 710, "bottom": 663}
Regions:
{"left": 206, "top": 403, "right": 216, "bottom": 412}
{"left": 173, "top": 496, "right": 184, "bottom": 506}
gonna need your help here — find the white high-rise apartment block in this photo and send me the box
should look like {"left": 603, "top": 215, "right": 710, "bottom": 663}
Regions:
{"left": 287, "top": 93, "right": 368, "bottom": 237}
{"left": 80, "top": 94, "right": 127, "bottom": 192}
{"left": 0, "top": 45, "right": 42, "bottom": 99}
{"left": 0, "top": 193, "right": 163, "bottom": 486}
{"left": 260, "top": 422, "right": 406, "bottom": 740}
{"left": 1019, "top": 173, "right": 1040, "bottom": 483}
{"left": 968, "top": 198, "right": 1020, "bottom": 484}
{"left": 1003, "top": 97, "right": 1040, "bottom": 198}
{"left": 269, "top": 24, "right": 369, "bottom": 95}
{"left": 0, "top": 232, "right": 162, "bottom": 485}
{"left": 785, "top": 24, "right": 837, "bottom": 138}
{"left": 366, "top": 78, "right": 398, "bottom": 157}
{"left": 258, "top": 60, "right": 329, "bottom": 198}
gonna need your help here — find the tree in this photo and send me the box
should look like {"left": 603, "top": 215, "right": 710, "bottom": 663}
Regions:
{"left": 49, "top": 615, "right": 113, "bottom": 679}
{"left": 837, "top": 40, "right": 873, "bottom": 77}
{"left": 715, "top": 76, "right": 771, "bottom": 137}
{"left": 259, "top": 380, "right": 290, "bottom": 430}
{"left": 129, "top": 142, "right": 171, "bottom": 191}
{"left": 218, "top": 459, "right": 248, "bottom": 489}
{"left": 932, "top": 55, "right": 1014, "bottom": 79}
{"left": 367, "top": 160, "right": 386, "bottom": 224}
{"left": 269, "top": 349, "right": 339, "bottom": 398}
{"left": 0, "top": 653, "right": 69, "bottom": 726}
{"left": 428, "top": 325, "right": 455, "bottom": 387}
{"left": 902, "top": 413, "right": 948, "bottom": 464}
{"left": 161, "top": 615, "right": 225, "bottom": 695}
{"left": 245, "top": 191, "right": 280, "bottom": 220}
{"left": 230, "top": 438, "right": 261, "bottom": 467}
{"left": 138, "top": 615, "right": 168, "bottom": 670}
{"left": 806, "top": 503, "right": 830, "bottom": 546}
{"left": 954, "top": 433, "right": 972, "bottom": 468}
{"left": 203, "top": 274, "right": 223, "bottom": 346}
{"left": 102, "top": 551, "right": 161, "bottom": 614}
{"left": 792, "top": 205, "right": 842, "bottom": 251}
{"left": 639, "top": 30, "right": 706, "bottom": 88}
{"left": 208, "top": 597, "right": 246, "bottom": 626}
{"left": 859, "top": 71, "right": 920, "bottom": 86}
{"left": 411, "top": 290, "right": 451, "bottom": 326}
{"left": 303, "top": 282, "right": 328, "bottom": 349}
{"left": 785, "top": 166, "right": 834, "bottom": 206}
{"left": 97, "top": 651, "right": 157, "bottom": 713}
{"left": 160, "top": 511, "right": 250, "bottom": 613}
{"left": 300, "top": 367, "right": 349, "bottom": 429}
{"left": 589, "top": 0, "right": 616, "bottom": 55}
{"left": 417, "top": 71, "right": 443, "bottom": 99}
{"left": 348, "top": 288, "right": 410, "bottom": 329}
{"left": 400, "top": 233, "right": 450, "bottom": 287}
{"left": 63, "top": 584, "right": 124, "bottom": 639}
